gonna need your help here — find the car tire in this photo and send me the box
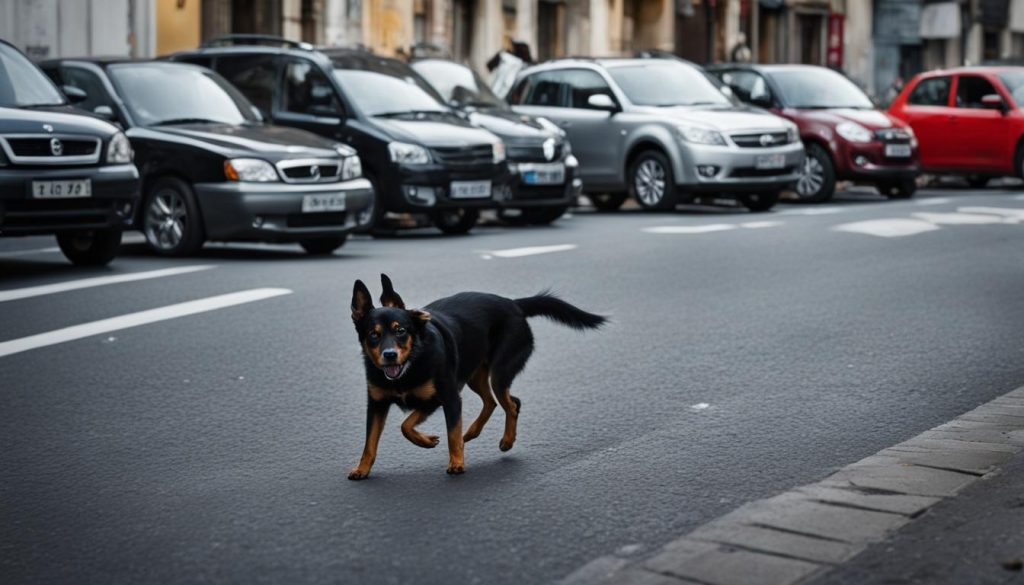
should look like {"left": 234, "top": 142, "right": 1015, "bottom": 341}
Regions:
{"left": 878, "top": 178, "right": 916, "bottom": 199}
{"left": 966, "top": 175, "right": 990, "bottom": 189}
{"left": 795, "top": 143, "right": 836, "bottom": 203}
{"left": 300, "top": 235, "right": 347, "bottom": 255}
{"left": 143, "top": 176, "right": 205, "bottom": 256}
{"left": 629, "top": 150, "right": 677, "bottom": 211}
{"left": 522, "top": 206, "right": 567, "bottom": 225}
{"left": 433, "top": 208, "right": 479, "bottom": 235}
{"left": 56, "top": 228, "right": 122, "bottom": 266}
{"left": 739, "top": 191, "right": 780, "bottom": 213}
{"left": 589, "top": 192, "right": 627, "bottom": 211}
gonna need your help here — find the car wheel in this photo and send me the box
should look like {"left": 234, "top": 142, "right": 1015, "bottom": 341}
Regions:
{"left": 300, "top": 235, "right": 347, "bottom": 255}
{"left": 795, "top": 143, "right": 836, "bottom": 203}
{"left": 739, "top": 191, "right": 780, "bottom": 213}
{"left": 56, "top": 228, "right": 122, "bottom": 266}
{"left": 629, "top": 150, "right": 676, "bottom": 211}
{"left": 521, "top": 206, "right": 567, "bottom": 225}
{"left": 433, "top": 208, "right": 479, "bottom": 235}
{"left": 143, "top": 176, "right": 205, "bottom": 256}
{"left": 589, "top": 192, "right": 627, "bottom": 211}
{"left": 965, "top": 175, "right": 990, "bottom": 189}
{"left": 878, "top": 178, "right": 916, "bottom": 199}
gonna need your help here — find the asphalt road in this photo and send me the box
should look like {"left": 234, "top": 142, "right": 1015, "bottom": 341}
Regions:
{"left": 3, "top": 187, "right": 1024, "bottom": 585}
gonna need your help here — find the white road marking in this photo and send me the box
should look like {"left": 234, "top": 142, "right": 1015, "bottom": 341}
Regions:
{"left": 690, "top": 403, "right": 711, "bottom": 411}
{"left": 0, "top": 265, "right": 215, "bottom": 303}
{"left": 642, "top": 224, "right": 736, "bottom": 234}
{"left": 915, "top": 197, "right": 952, "bottom": 206}
{"left": 958, "top": 206, "right": 1024, "bottom": 222}
{"left": 740, "top": 221, "right": 783, "bottom": 229}
{"left": 912, "top": 211, "right": 1012, "bottom": 225}
{"left": 0, "top": 288, "right": 292, "bottom": 359}
{"left": 779, "top": 207, "right": 846, "bottom": 216}
{"left": 1014, "top": 194, "right": 1024, "bottom": 201}
{"left": 832, "top": 218, "right": 940, "bottom": 238}
{"left": 486, "top": 244, "right": 577, "bottom": 258}
{"left": 0, "top": 246, "right": 61, "bottom": 257}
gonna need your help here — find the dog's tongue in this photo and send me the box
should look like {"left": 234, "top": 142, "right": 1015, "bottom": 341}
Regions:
{"left": 384, "top": 365, "right": 402, "bottom": 378}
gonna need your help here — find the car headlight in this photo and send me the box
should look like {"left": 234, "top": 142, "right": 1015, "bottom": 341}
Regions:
{"left": 786, "top": 125, "right": 799, "bottom": 143}
{"left": 389, "top": 142, "right": 431, "bottom": 164}
{"left": 223, "top": 158, "right": 279, "bottom": 182}
{"left": 492, "top": 141, "right": 506, "bottom": 164}
{"left": 836, "top": 121, "right": 873, "bottom": 143}
{"left": 106, "top": 131, "right": 133, "bottom": 164}
{"left": 677, "top": 125, "right": 726, "bottom": 146}
{"left": 341, "top": 155, "right": 362, "bottom": 180}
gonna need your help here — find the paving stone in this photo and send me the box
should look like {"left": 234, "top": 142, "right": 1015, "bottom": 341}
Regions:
{"left": 604, "top": 567, "right": 697, "bottom": 585}
{"left": 935, "top": 419, "right": 1024, "bottom": 433}
{"left": 958, "top": 413, "right": 1024, "bottom": 427}
{"left": 793, "top": 484, "right": 940, "bottom": 516}
{"left": 645, "top": 539, "right": 823, "bottom": 585}
{"left": 877, "top": 446, "right": 1013, "bottom": 474}
{"left": 557, "top": 555, "right": 630, "bottom": 585}
{"left": 689, "top": 519, "right": 865, "bottom": 564}
{"left": 970, "top": 404, "right": 1024, "bottom": 418}
{"left": 1005, "top": 386, "right": 1024, "bottom": 399}
{"left": 822, "top": 463, "right": 977, "bottom": 497}
{"left": 921, "top": 428, "right": 1024, "bottom": 446}
{"left": 894, "top": 437, "right": 1021, "bottom": 454}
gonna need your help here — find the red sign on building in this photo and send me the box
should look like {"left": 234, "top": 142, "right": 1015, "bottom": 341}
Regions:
{"left": 827, "top": 13, "right": 845, "bottom": 68}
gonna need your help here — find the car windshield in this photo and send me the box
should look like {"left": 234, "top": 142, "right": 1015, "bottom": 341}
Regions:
{"left": 997, "top": 71, "right": 1024, "bottom": 107}
{"left": 108, "top": 63, "right": 259, "bottom": 127}
{"left": 411, "top": 60, "right": 506, "bottom": 109}
{"left": 333, "top": 68, "right": 448, "bottom": 117}
{"left": 607, "top": 61, "right": 732, "bottom": 107}
{"left": 768, "top": 68, "right": 874, "bottom": 109}
{"left": 0, "top": 44, "right": 66, "bottom": 108}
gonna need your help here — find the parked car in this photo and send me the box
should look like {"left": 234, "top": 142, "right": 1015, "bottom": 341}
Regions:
{"left": 409, "top": 56, "right": 580, "bottom": 225}
{"left": 505, "top": 57, "right": 802, "bottom": 212}
{"left": 0, "top": 40, "right": 139, "bottom": 266}
{"left": 709, "top": 64, "right": 919, "bottom": 202}
{"left": 40, "top": 58, "right": 372, "bottom": 256}
{"left": 170, "top": 37, "right": 512, "bottom": 234}
{"left": 889, "top": 67, "right": 1024, "bottom": 187}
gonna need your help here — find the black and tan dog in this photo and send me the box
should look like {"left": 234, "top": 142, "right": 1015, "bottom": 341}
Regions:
{"left": 348, "top": 274, "right": 606, "bottom": 479}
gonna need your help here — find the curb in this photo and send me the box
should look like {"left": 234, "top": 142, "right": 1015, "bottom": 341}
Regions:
{"left": 557, "top": 385, "right": 1024, "bottom": 585}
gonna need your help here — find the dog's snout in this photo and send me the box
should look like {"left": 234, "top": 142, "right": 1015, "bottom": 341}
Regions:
{"left": 381, "top": 348, "right": 399, "bottom": 362}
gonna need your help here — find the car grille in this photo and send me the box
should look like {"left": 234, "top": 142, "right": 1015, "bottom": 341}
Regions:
{"left": 730, "top": 166, "right": 797, "bottom": 178}
{"left": 286, "top": 212, "right": 348, "bottom": 228}
{"left": 1, "top": 198, "right": 118, "bottom": 231}
{"left": 513, "top": 184, "right": 568, "bottom": 200}
{"left": 276, "top": 159, "right": 341, "bottom": 183}
{"left": 431, "top": 144, "right": 494, "bottom": 167}
{"left": 507, "top": 141, "right": 564, "bottom": 163}
{"left": 0, "top": 134, "right": 102, "bottom": 165}
{"left": 730, "top": 132, "right": 790, "bottom": 148}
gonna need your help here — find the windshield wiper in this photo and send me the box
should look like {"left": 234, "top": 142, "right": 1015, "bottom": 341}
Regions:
{"left": 151, "top": 117, "right": 224, "bottom": 126}
{"left": 374, "top": 110, "right": 447, "bottom": 118}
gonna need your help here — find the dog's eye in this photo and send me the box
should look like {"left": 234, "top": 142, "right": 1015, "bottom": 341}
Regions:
{"left": 368, "top": 330, "right": 380, "bottom": 340}
{"left": 395, "top": 327, "right": 407, "bottom": 336}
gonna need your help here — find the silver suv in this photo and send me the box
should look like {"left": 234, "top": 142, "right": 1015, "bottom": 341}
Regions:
{"left": 506, "top": 57, "right": 804, "bottom": 212}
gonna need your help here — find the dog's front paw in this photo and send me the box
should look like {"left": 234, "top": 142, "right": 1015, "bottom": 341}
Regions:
{"left": 446, "top": 462, "right": 465, "bottom": 475}
{"left": 499, "top": 438, "right": 515, "bottom": 452}
{"left": 348, "top": 467, "right": 371, "bottom": 480}
{"left": 424, "top": 435, "right": 440, "bottom": 448}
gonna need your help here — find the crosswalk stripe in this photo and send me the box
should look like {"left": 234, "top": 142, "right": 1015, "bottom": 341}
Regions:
{"left": 0, "top": 288, "right": 292, "bottom": 359}
{"left": 487, "top": 244, "right": 577, "bottom": 258}
{"left": 0, "top": 265, "right": 215, "bottom": 303}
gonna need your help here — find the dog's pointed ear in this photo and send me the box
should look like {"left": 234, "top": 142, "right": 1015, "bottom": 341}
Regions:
{"left": 379, "top": 273, "right": 405, "bottom": 309}
{"left": 351, "top": 280, "right": 374, "bottom": 322}
{"left": 407, "top": 309, "right": 431, "bottom": 324}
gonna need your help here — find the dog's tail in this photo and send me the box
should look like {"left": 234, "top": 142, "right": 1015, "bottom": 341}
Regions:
{"left": 514, "top": 292, "right": 607, "bottom": 331}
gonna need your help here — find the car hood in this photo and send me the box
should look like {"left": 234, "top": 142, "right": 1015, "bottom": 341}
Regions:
{"left": 785, "top": 108, "right": 903, "bottom": 130}
{"left": 142, "top": 123, "right": 342, "bottom": 158}
{"left": 465, "top": 108, "right": 555, "bottom": 142}
{"left": 633, "top": 105, "right": 791, "bottom": 132}
{"left": 0, "top": 105, "right": 119, "bottom": 137}
{"left": 371, "top": 116, "right": 498, "bottom": 147}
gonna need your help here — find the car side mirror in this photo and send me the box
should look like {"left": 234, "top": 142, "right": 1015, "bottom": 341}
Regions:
{"left": 587, "top": 94, "right": 618, "bottom": 112}
{"left": 749, "top": 94, "right": 774, "bottom": 109}
{"left": 981, "top": 94, "right": 1006, "bottom": 112}
{"left": 63, "top": 85, "right": 87, "bottom": 104}
{"left": 93, "top": 105, "right": 115, "bottom": 121}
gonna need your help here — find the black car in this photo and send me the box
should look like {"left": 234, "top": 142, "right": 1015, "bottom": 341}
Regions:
{"left": 170, "top": 37, "right": 512, "bottom": 235}
{"left": 41, "top": 58, "right": 373, "bottom": 256}
{"left": 0, "top": 40, "right": 139, "bottom": 266}
{"left": 410, "top": 57, "right": 580, "bottom": 225}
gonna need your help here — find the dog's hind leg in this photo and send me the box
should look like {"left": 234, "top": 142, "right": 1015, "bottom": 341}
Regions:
{"left": 489, "top": 326, "right": 533, "bottom": 452}
{"left": 401, "top": 409, "right": 440, "bottom": 448}
{"left": 463, "top": 365, "right": 497, "bottom": 443}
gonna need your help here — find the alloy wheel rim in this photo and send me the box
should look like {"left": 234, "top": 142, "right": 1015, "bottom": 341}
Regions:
{"left": 635, "top": 159, "right": 666, "bottom": 206}
{"left": 796, "top": 155, "right": 824, "bottom": 196}
{"left": 145, "top": 189, "right": 187, "bottom": 250}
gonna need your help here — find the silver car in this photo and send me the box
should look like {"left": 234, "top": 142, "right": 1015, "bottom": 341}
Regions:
{"left": 506, "top": 57, "right": 804, "bottom": 212}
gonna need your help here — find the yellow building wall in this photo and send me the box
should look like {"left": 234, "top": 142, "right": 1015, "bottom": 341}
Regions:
{"left": 156, "top": 0, "right": 202, "bottom": 56}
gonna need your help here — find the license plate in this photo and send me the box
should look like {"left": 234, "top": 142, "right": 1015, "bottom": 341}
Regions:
{"left": 302, "top": 193, "right": 346, "bottom": 213}
{"left": 520, "top": 163, "right": 566, "bottom": 185}
{"left": 885, "top": 144, "right": 912, "bottom": 158}
{"left": 450, "top": 180, "right": 492, "bottom": 199}
{"left": 31, "top": 179, "right": 91, "bottom": 199}
{"left": 755, "top": 154, "right": 786, "bottom": 170}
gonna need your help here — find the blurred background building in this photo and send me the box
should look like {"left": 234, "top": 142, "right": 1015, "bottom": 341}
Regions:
{"left": 3, "top": 0, "right": 1023, "bottom": 100}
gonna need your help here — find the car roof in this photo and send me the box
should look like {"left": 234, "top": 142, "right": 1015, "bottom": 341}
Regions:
{"left": 914, "top": 65, "right": 1024, "bottom": 78}
{"left": 168, "top": 44, "right": 336, "bottom": 68}
{"left": 39, "top": 56, "right": 162, "bottom": 69}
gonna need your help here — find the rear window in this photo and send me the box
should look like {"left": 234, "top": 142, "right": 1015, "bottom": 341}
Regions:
{"left": 907, "top": 77, "right": 951, "bottom": 106}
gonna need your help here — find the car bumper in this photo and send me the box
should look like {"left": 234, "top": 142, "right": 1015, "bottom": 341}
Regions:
{"left": 376, "top": 162, "right": 514, "bottom": 212}
{"left": 0, "top": 164, "right": 139, "bottom": 236}
{"left": 677, "top": 142, "right": 804, "bottom": 194}
{"left": 193, "top": 178, "right": 374, "bottom": 242}
{"left": 835, "top": 140, "right": 920, "bottom": 182}
{"left": 504, "top": 158, "right": 582, "bottom": 208}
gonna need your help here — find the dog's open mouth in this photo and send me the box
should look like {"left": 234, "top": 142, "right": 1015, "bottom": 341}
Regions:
{"left": 382, "top": 362, "right": 410, "bottom": 380}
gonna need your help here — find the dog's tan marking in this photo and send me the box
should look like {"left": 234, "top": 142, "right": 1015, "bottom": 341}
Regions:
{"left": 409, "top": 381, "right": 436, "bottom": 401}
{"left": 401, "top": 409, "right": 439, "bottom": 448}
{"left": 367, "top": 384, "right": 390, "bottom": 402}
{"left": 463, "top": 366, "right": 497, "bottom": 443}
{"left": 349, "top": 406, "right": 388, "bottom": 480}
{"left": 446, "top": 417, "right": 465, "bottom": 474}
{"left": 496, "top": 388, "right": 520, "bottom": 452}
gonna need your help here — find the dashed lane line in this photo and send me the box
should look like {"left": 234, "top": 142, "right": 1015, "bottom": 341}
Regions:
{"left": 778, "top": 207, "right": 846, "bottom": 216}
{"left": 481, "top": 244, "right": 578, "bottom": 259}
{"left": 831, "top": 218, "right": 941, "bottom": 238}
{"left": 0, "top": 265, "right": 215, "bottom": 303}
{"left": 642, "top": 221, "right": 784, "bottom": 235}
{"left": 0, "top": 288, "right": 292, "bottom": 359}
{"left": 914, "top": 197, "right": 952, "bottom": 206}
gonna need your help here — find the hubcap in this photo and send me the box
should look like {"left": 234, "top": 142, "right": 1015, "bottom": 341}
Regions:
{"left": 635, "top": 159, "right": 666, "bottom": 206}
{"left": 145, "top": 189, "right": 187, "bottom": 250}
{"left": 796, "top": 155, "right": 824, "bottom": 197}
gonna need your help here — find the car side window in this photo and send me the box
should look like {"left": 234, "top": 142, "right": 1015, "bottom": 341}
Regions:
{"left": 282, "top": 60, "right": 342, "bottom": 118}
{"left": 507, "top": 76, "right": 531, "bottom": 105}
{"left": 907, "top": 77, "right": 951, "bottom": 106}
{"left": 520, "top": 71, "right": 567, "bottom": 107}
{"left": 720, "top": 70, "right": 771, "bottom": 104}
{"left": 955, "top": 76, "right": 998, "bottom": 109}
{"left": 562, "top": 69, "right": 616, "bottom": 110}
{"left": 62, "top": 66, "right": 116, "bottom": 114}
{"left": 215, "top": 54, "right": 277, "bottom": 118}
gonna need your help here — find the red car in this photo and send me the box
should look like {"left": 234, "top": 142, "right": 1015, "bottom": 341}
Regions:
{"left": 709, "top": 64, "right": 920, "bottom": 202}
{"left": 889, "top": 67, "right": 1024, "bottom": 187}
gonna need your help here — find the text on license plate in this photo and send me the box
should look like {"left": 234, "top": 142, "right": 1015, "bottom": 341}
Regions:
{"left": 450, "top": 180, "right": 492, "bottom": 199}
{"left": 302, "top": 193, "right": 346, "bottom": 213}
{"left": 885, "top": 144, "right": 912, "bottom": 158}
{"left": 31, "top": 179, "right": 92, "bottom": 199}
{"left": 521, "top": 163, "right": 566, "bottom": 185}
{"left": 755, "top": 154, "right": 786, "bottom": 170}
